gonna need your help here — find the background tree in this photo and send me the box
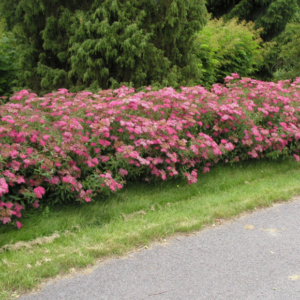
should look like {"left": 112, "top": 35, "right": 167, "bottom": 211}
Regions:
{"left": 205, "top": 0, "right": 300, "bottom": 80}
{"left": 272, "top": 21, "right": 300, "bottom": 80}
{"left": 0, "top": 0, "right": 207, "bottom": 94}
{"left": 0, "top": 18, "right": 17, "bottom": 97}
{"left": 206, "top": 0, "right": 299, "bottom": 40}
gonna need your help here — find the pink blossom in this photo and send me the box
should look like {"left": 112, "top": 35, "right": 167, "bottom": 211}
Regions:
{"left": 98, "top": 139, "right": 110, "bottom": 147}
{"left": 224, "top": 142, "right": 235, "bottom": 151}
{"left": 118, "top": 168, "right": 128, "bottom": 176}
{"left": 16, "top": 221, "right": 23, "bottom": 229}
{"left": 294, "top": 154, "right": 300, "bottom": 162}
{"left": 16, "top": 176, "right": 25, "bottom": 184}
{"left": 203, "top": 167, "right": 210, "bottom": 174}
{"left": 14, "top": 203, "right": 24, "bottom": 211}
{"left": 39, "top": 140, "right": 46, "bottom": 146}
{"left": 100, "top": 156, "right": 110, "bottom": 162}
{"left": 1, "top": 116, "right": 15, "bottom": 124}
{"left": 30, "top": 135, "right": 37, "bottom": 142}
{"left": 92, "top": 158, "right": 99, "bottom": 164}
{"left": 20, "top": 89, "right": 29, "bottom": 95}
{"left": 9, "top": 150, "right": 18, "bottom": 158}
{"left": 10, "top": 161, "right": 21, "bottom": 171}
{"left": 15, "top": 211, "right": 22, "bottom": 218}
{"left": 32, "top": 200, "right": 40, "bottom": 208}
{"left": 0, "top": 178, "right": 9, "bottom": 197}
{"left": 62, "top": 175, "right": 77, "bottom": 186}
{"left": 4, "top": 202, "right": 13, "bottom": 209}
{"left": 2, "top": 217, "right": 11, "bottom": 224}
{"left": 86, "top": 160, "right": 95, "bottom": 167}
{"left": 33, "top": 186, "right": 45, "bottom": 199}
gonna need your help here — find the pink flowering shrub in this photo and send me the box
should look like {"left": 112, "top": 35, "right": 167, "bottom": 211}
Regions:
{"left": 1, "top": 75, "right": 300, "bottom": 227}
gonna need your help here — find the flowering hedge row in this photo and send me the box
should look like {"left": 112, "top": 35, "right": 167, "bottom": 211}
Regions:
{"left": 1, "top": 74, "right": 300, "bottom": 227}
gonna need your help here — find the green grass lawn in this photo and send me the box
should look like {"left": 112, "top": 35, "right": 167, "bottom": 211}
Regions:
{"left": 1, "top": 158, "right": 300, "bottom": 299}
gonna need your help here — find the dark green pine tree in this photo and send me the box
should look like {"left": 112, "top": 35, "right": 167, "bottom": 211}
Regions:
{"left": 0, "top": 0, "right": 207, "bottom": 94}
{"left": 206, "top": 0, "right": 299, "bottom": 40}
{"left": 0, "top": 18, "right": 17, "bottom": 97}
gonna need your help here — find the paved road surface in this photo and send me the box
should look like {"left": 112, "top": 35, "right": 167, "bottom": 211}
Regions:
{"left": 22, "top": 199, "right": 300, "bottom": 300}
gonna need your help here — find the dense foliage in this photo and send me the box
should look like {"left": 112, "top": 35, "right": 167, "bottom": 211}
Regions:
{"left": 272, "top": 22, "right": 300, "bottom": 80}
{"left": 195, "top": 18, "right": 264, "bottom": 87}
{"left": 1, "top": 74, "right": 300, "bottom": 227}
{"left": 0, "top": 19, "right": 17, "bottom": 97}
{"left": 205, "top": 0, "right": 300, "bottom": 81}
{"left": 206, "top": 0, "right": 299, "bottom": 40}
{"left": 0, "top": 0, "right": 207, "bottom": 94}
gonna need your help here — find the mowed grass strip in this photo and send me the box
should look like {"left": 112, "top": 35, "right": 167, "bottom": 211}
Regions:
{"left": 1, "top": 158, "right": 300, "bottom": 299}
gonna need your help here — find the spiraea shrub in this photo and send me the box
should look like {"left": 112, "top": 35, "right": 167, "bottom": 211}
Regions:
{"left": 1, "top": 74, "right": 300, "bottom": 227}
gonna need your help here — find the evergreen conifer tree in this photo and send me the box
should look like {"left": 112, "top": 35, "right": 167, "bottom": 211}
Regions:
{"left": 1, "top": 0, "right": 207, "bottom": 93}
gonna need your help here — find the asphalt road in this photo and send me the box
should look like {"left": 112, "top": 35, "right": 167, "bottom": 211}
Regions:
{"left": 22, "top": 198, "right": 300, "bottom": 300}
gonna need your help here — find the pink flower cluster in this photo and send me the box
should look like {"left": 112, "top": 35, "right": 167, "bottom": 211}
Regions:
{"left": 1, "top": 74, "right": 300, "bottom": 227}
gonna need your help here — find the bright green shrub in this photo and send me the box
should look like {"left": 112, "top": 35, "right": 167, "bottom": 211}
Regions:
{"left": 194, "top": 18, "right": 264, "bottom": 87}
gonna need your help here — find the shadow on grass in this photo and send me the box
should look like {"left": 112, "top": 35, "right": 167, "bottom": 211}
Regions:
{"left": 1, "top": 157, "right": 298, "bottom": 248}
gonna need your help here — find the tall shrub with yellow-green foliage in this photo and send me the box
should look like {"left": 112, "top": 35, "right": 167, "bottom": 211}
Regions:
{"left": 194, "top": 18, "right": 264, "bottom": 87}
